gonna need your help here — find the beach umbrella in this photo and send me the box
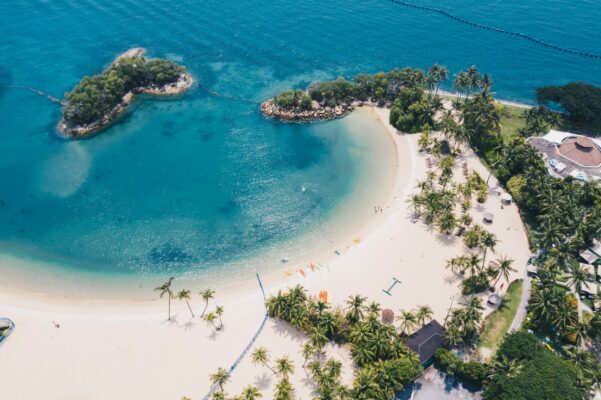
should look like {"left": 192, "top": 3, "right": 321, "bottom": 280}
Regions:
{"left": 381, "top": 309, "right": 395, "bottom": 324}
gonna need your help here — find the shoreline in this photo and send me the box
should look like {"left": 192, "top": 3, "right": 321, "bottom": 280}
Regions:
{"left": 260, "top": 89, "right": 533, "bottom": 124}
{"left": 58, "top": 48, "right": 194, "bottom": 139}
{"left": 0, "top": 106, "right": 400, "bottom": 308}
{"left": 0, "top": 106, "right": 531, "bottom": 399}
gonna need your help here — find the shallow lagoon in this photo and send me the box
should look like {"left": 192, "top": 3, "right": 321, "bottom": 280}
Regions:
{"left": 0, "top": 0, "right": 600, "bottom": 290}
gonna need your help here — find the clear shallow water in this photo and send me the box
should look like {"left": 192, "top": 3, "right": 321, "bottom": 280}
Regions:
{"left": 0, "top": 0, "right": 600, "bottom": 283}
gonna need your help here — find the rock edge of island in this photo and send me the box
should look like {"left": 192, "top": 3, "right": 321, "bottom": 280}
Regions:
{"left": 260, "top": 98, "right": 357, "bottom": 122}
{"left": 58, "top": 48, "right": 194, "bottom": 138}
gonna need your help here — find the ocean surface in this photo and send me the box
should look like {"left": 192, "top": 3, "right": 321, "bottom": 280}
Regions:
{"left": 0, "top": 0, "right": 600, "bottom": 288}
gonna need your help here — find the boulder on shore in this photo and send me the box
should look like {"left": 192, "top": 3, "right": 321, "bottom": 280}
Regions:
{"left": 260, "top": 98, "right": 353, "bottom": 122}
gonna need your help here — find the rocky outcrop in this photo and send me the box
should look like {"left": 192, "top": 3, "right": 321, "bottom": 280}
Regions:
{"left": 260, "top": 98, "right": 354, "bottom": 122}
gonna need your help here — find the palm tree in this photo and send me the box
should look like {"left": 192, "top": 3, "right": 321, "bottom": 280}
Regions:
{"left": 446, "top": 256, "right": 466, "bottom": 276}
{"left": 211, "top": 392, "right": 226, "bottom": 400}
{"left": 345, "top": 295, "right": 366, "bottom": 324}
{"left": 300, "top": 342, "right": 314, "bottom": 369}
{"left": 289, "top": 284, "right": 307, "bottom": 304}
{"left": 210, "top": 367, "right": 230, "bottom": 394}
{"left": 200, "top": 288, "right": 215, "bottom": 318}
{"left": 177, "top": 289, "right": 194, "bottom": 318}
{"left": 396, "top": 309, "right": 417, "bottom": 335}
{"left": 352, "top": 369, "right": 381, "bottom": 399}
{"left": 251, "top": 346, "right": 276, "bottom": 374}
{"left": 215, "top": 305, "right": 224, "bottom": 329}
{"left": 155, "top": 277, "right": 175, "bottom": 321}
{"left": 537, "top": 220, "right": 565, "bottom": 250}
{"left": 492, "top": 256, "right": 516, "bottom": 288}
{"left": 479, "top": 73, "right": 493, "bottom": 91}
{"left": 565, "top": 321, "right": 588, "bottom": 347}
{"left": 545, "top": 245, "right": 573, "bottom": 272}
{"left": 444, "top": 326, "right": 463, "bottom": 347}
{"left": 318, "top": 312, "right": 337, "bottom": 338}
{"left": 461, "top": 296, "right": 484, "bottom": 338}
{"left": 480, "top": 231, "right": 497, "bottom": 269}
{"left": 466, "top": 65, "right": 481, "bottom": 94}
{"left": 552, "top": 299, "right": 578, "bottom": 336}
{"left": 415, "top": 305, "right": 433, "bottom": 326}
{"left": 273, "top": 378, "right": 293, "bottom": 400}
{"left": 311, "top": 327, "right": 329, "bottom": 358}
{"left": 528, "top": 285, "right": 560, "bottom": 324}
{"left": 418, "top": 130, "right": 431, "bottom": 150}
{"left": 366, "top": 302, "right": 381, "bottom": 316}
{"left": 492, "top": 355, "right": 523, "bottom": 378}
{"left": 466, "top": 254, "right": 482, "bottom": 277}
{"left": 437, "top": 209, "right": 456, "bottom": 234}
{"left": 567, "top": 263, "right": 593, "bottom": 295}
{"left": 240, "top": 385, "right": 262, "bottom": 400}
{"left": 349, "top": 323, "right": 370, "bottom": 345}
{"left": 266, "top": 291, "right": 288, "bottom": 318}
{"left": 275, "top": 357, "right": 295, "bottom": 379}
{"left": 409, "top": 194, "right": 423, "bottom": 217}
{"left": 204, "top": 311, "right": 219, "bottom": 330}
{"left": 352, "top": 345, "right": 376, "bottom": 366}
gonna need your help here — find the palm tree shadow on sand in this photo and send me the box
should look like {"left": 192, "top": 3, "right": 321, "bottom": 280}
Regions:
{"left": 270, "top": 319, "right": 306, "bottom": 343}
{"left": 435, "top": 232, "right": 458, "bottom": 247}
{"left": 253, "top": 372, "right": 274, "bottom": 390}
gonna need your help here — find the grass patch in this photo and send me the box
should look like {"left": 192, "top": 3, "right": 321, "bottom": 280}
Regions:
{"left": 499, "top": 104, "right": 526, "bottom": 141}
{"left": 478, "top": 279, "right": 524, "bottom": 357}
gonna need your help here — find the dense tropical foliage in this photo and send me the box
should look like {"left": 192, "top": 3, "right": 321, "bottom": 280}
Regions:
{"left": 484, "top": 332, "right": 590, "bottom": 399}
{"left": 63, "top": 56, "right": 185, "bottom": 126}
{"left": 536, "top": 82, "right": 601, "bottom": 133}
{"left": 265, "top": 285, "right": 423, "bottom": 398}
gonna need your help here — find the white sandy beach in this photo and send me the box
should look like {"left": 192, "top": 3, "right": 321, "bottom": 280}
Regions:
{"left": 0, "top": 107, "right": 531, "bottom": 400}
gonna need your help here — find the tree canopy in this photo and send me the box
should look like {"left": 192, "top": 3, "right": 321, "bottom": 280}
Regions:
{"left": 536, "top": 82, "right": 601, "bottom": 133}
{"left": 63, "top": 56, "right": 184, "bottom": 126}
{"left": 484, "top": 332, "right": 586, "bottom": 400}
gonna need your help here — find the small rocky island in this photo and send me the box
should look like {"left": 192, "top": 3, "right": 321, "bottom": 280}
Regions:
{"left": 261, "top": 67, "right": 447, "bottom": 133}
{"left": 261, "top": 81, "right": 356, "bottom": 122}
{"left": 59, "top": 48, "right": 193, "bottom": 137}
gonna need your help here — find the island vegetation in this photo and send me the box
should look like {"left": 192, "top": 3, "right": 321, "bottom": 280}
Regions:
{"left": 60, "top": 48, "right": 192, "bottom": 137}
{"left": 536, "top": 82, "right": 601, "bottom": 134}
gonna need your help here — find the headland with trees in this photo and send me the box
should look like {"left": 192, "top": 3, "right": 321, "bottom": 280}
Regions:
{"left": 59, "top": 48, "right": 193, "bottom": 138}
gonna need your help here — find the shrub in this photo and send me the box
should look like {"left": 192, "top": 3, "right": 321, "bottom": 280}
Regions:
{"left": 434, "top": 348, "right": 461, "bottom": 375}
{"left": 389, "top": 87, "right": 434, "bottom": 133}
{"left": 461, "top": 273, "right": 490, "bottom": 295}
{"left": 434, "top": 348, "right": 489, "bottom": 388}
{"left": 506, "top": 175, "right": 527, "bottom": 207}
{"left": 496, "top": 331, "right": 543, "bottom": 362}
{"left": 458, "top": 361, "right": 489, "bottom": 388}
{"left": 274, "top": 90, "right": 312, "bottom": 110}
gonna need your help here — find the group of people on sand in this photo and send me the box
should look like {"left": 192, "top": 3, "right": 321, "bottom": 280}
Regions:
{"left": 374, "top": 205, "right": 384, "bottom": 214}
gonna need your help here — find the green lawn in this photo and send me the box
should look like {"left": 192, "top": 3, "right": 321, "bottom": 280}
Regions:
{"left": 478, "top": 279, "right": 524, "bottom": 358}
{"left": 499, "top": 104, "right": 527, "bottom": 141}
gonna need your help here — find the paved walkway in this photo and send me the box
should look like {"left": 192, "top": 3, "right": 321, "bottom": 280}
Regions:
{"left": 509, "top": 265, "right": 532, "bottom": 332}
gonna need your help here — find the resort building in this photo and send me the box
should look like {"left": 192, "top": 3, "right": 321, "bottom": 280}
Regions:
{"left": 527, "top": 130, "right": 601, "bottom": 181}
{"left": 405, "top": 320, "right": 446, "bottom": 365}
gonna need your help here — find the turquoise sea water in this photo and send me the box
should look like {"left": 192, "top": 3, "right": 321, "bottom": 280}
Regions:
{"left": 0, "top": 0, "right": 600, "bottom": 284}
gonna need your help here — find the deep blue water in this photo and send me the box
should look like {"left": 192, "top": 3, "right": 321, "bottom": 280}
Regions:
{"left": 0, "top": 0, "right": 600, "bottom": 278}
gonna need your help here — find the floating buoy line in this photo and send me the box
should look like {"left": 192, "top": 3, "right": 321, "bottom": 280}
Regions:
{"left": 388, "top": 0, "right": 601, "bottom": 59}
